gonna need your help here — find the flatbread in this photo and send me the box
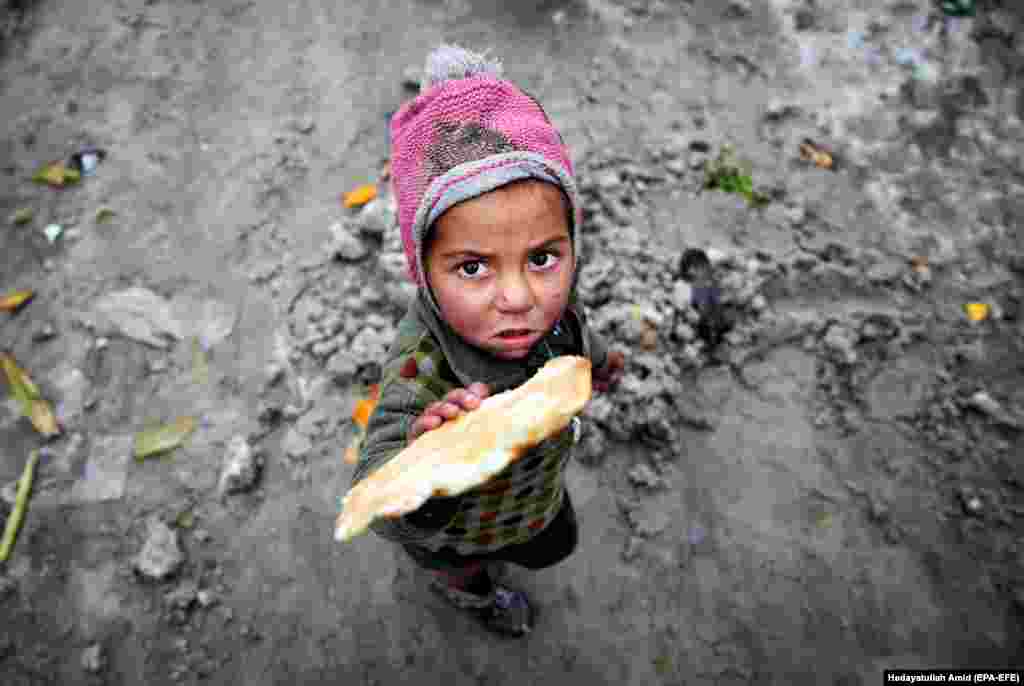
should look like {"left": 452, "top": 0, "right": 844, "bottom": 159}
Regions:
{"left": 335, "top": 355, "right": 592, "bottom": 543}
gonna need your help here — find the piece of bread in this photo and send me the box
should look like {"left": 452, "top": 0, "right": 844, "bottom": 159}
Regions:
{"left": 335, "top": 355, "right": 592, "bottom": 543}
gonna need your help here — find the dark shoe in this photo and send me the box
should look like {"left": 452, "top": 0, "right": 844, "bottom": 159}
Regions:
{"left": 430, "top": 578, "right": 534, "bottom": 638}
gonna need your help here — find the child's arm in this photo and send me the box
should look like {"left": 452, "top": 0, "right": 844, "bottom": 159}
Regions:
{"left": 349, "top": 336, "right": 467, "bottom": 542}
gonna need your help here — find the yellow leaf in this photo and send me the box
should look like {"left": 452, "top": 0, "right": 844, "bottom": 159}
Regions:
{"left": 95, "top": 207, "right": 116, "bottom": 223}
{"left": 0, "top": 289, "right": 34, "bottom": 313}
{"left": 11, "top": 208, "right": 34, "bottom": 225}
{"left": 0, "top": 353, "right": 60, "bottom": 436}
{"left": 29, "top": 398, "right": 61, "bottom": 437}
{"left": 653, "top": 655, "right": 672, "bottom": 675}
{"left": 134, "top": 416, "right": 197, "bottom": 461}
{"left": 32, "top": 161, "right": 81, "bottom": 187}
{"left": 963, "top": 303, "right": 989, "bottom": 322}
{"left": 816, "top": 512, "right": 833, "bottom": 529}
{"left": 343, "top": 183, "right": 377, "bottom": 208}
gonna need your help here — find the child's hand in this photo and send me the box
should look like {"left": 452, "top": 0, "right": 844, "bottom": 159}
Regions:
{"left": 407, "top": 382, "right": 491, "bottom": 443}
{"left": 593, "top": 350, "right": 625, "bottom": 393}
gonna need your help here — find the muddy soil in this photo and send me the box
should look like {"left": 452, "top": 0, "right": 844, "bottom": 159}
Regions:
{"left": 1, "top": 0, "right": 1022, "bottom": 684}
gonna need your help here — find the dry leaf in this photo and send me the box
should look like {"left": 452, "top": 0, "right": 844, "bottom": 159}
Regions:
{"left": 351, "top": 384, "right": 380, "bottom": 429}
{"left": 29, "top": 398, "right": 61, "bottom": 437}
{"left": 32, "top": 160, "right": 81, "bottom": 187}
{"left": 963, "top": 303, "right": 990, "bottom": 322}
{"left": 799, "top": 139, "right": 834, "bottom": 170}
{"left": 11, "top": 208, "right": 34, "bottom": 225}
{"left": 343, "top": 183, "right": 377, "bottom": 209}
{"left": 95, "top": 207, "right": 116, "bottom": 223}
{"left": 910, "top": 256, "right": 929, "bottom": 273}
{"left": 0, "top": 289, "right": 34, "bottom": 313}
{"left": 134, "top": 416, "right": 197, "bottom": 461}
{"left": 0, "top": 353, "right": 61, "bottom": 437}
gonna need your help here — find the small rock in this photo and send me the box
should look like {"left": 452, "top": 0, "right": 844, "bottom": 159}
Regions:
{"left": 725, "top": 0, "right": 751, "bottom": 17}
{"left": 81, "top": 643, "right": 105, "bottom": 673}
{"left": 353, "top": 196, "right": 397, "bottom": 237}
{"left": 326, "top": 350, "right": 359, "bottom": 385}
{"left": 674, "top": 321, "right": 696, "bottom": 342}
{"left": 402, "top": 65, "right": 421, "bottom": 90}
{"left": 197, "top": 589, "right": 218, "bottom": 608}
{"left": 823, "top": 323, "right": 858, "bottom": 364}
{"left": 31, "top": 322, "right": 58, "bottom": 342}
{"left": 164, "top": 581, "right": 198, "bottom": 610}
{"left": 218, "top": 435, "right": 262, "bottom": 496}
{"left": 264, "top": 363, "right": 284, "bottom": 388}
{"left": 627, "top": 463, "right": 665, "bottom": 489}
{"left": 664, "top": 157, "right": 687, "bottom": 175}
{"left": 967, "top": 391, "right": 1023, "bottom": 430}
{"left": 174, "top": 638, "right": 189, "bottom": 653}
{"left": 749, "top": 294, "right": 766, "bottom": 313}
{"left": 282, "top": 428, "right": 313, "bottom": 460}
{"left": 134, "top": 517, "right": 185, "bottom": 581}
{"left": 192, "top": 528, "right": 211, "bottom": 544}
{"left": 329, "top": 222, "right": 369, "bottom": 261}
{"left": 672, "top": 281, "right": 694, "bottom": 312}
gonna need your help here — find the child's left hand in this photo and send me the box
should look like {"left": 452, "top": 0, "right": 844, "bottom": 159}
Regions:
{"left": 592, "top": 350, "right": 625, "bottom": 393}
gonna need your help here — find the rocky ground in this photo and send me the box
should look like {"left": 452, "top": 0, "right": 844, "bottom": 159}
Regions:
{"left": 1, "top": 0, "right": 1023, "bottom": 684}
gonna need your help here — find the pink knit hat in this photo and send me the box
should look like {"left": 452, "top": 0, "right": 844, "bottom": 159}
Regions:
{"left": 389, "top": 44, "right": 583, "bottom": 320}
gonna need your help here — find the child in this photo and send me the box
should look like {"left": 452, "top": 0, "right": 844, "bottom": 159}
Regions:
{"left": 349, "top": 44, "right": 626, "bottom": 638}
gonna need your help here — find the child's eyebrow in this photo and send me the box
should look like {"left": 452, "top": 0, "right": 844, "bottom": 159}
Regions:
{"left": 441, "top": 235, "right": 569, "bottom": 260}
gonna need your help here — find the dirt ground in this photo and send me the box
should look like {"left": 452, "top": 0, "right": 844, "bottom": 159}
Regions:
{"left": 1, "top": 0, "right": 1023, "bottom": 684}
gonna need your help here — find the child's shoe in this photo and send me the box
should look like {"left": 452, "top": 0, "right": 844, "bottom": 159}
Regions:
{"left": 429, "top": 576, "right": 534, "bottom": 638}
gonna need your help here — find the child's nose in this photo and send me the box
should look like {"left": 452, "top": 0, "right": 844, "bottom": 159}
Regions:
{"left": 496, "top": 274, "right": 535, "bottom": 307}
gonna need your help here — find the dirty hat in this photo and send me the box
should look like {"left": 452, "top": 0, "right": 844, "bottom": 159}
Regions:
{"left": 388, "top": 44, "right": 583, "bottom": 319}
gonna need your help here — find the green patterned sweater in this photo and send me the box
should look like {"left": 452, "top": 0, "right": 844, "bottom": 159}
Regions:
{"left": 349, "top": 289, "right": 608, "bottom": 554}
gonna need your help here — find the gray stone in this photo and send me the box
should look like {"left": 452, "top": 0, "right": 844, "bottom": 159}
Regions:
{"left": 81, "top": 644, "right": 105, "bottom": 673}
{"left": 329, "top": 222, "right": 369, "bottom": 261}
{"left": 377, "top": 252, "right": 407, "bottom": 281}
{"left": 674, "top": 321, "right": 696, "bottom": 342}
{"left": 0, "top": 576, "right": 16, "bottom": 601}
{"left": 282, "top": 428, "right": 313, "bottom": 460}
{"left": 71, "top": 434, "right": 133, "bottom": 504}
{"left": 164, "top": 580, "right": 198, "bottom": 610}
{"left": 49, "top": 365, "right": 89, "bottom": 427}
{"left": 627, "top": 463, "right": 665, "bottom": 489}
{"left": 197, "top": 589, "right": 219, "bottom": 608}
{"left": 823, "top": 323, "right": 858, "bottom": 364}
{"left": 672, "top": 280, "right": 693, "bottom": 312}
{"left": 85, "top": 287, "right": 179, "bottom": 349}
{"left": 402, "top": 65, "right": 422, "bottom": 90}
{"left": 353, "top": 196, "right": 397, "bottom": 237}
{"left": 135, "top": 518, "right": 185, "bottom": 581}
{"left": 664, "top": 158, "right": 687, "bottom": 175}
{"left": 326, "top": 350, "right": 359, "bottom": 385}
{"left": 218, "top": 435, "right": 261, "bottom": 496}
{"left": 582, "top": 395, "right": 614, "bottom": 426}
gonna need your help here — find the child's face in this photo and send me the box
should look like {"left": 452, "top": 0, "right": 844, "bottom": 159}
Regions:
{"left": 424, "top": 180, "right": 574, "bottom": 361}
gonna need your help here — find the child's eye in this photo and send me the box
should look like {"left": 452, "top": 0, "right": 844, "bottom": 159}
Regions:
{"left": 453, "top": 251, "right": 561, "bottom": 280}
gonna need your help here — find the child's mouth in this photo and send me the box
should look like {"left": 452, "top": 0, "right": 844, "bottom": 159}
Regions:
{"left": 497, "top": 329, "right": 534, "bottom": 344}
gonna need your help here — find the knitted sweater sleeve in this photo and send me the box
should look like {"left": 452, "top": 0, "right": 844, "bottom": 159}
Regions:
{"left": 349, "top": 333, "right": 462, "bottom": 543}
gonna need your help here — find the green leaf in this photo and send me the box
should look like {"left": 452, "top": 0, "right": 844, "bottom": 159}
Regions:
{"left": 134, "top": 416, "right": 197, "bottom": 461}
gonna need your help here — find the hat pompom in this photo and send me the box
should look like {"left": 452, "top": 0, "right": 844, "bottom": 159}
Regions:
{"left": 422, "top": 44, "right": 503, "bottom": 90}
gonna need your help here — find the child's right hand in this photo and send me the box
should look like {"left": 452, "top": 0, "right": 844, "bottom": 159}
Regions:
{"left": 407, "top": 382, "right": 491, "bottom": 443}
